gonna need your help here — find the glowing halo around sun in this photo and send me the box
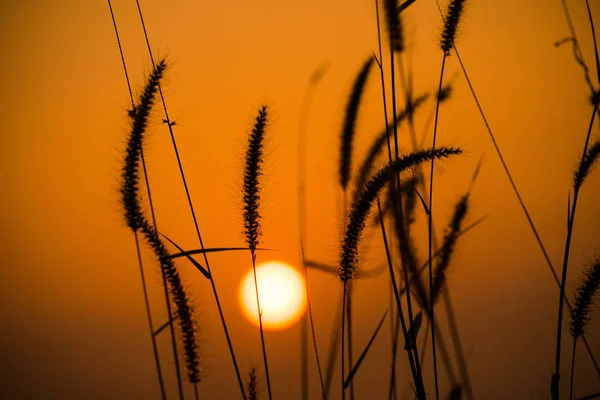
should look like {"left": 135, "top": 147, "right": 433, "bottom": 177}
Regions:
{"left": 239, "top": 260, "right": 307, "bottom": 331}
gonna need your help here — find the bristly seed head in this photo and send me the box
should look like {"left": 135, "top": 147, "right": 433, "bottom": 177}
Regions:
{"left": 338, "top": 147, "right": 462, "bottom": 283}
{"left": 340, "top": 57, "right": 374, "bottom": 190}
{"left": 441, "top": 0, "right": 467, "bottom": 55}
{"left": 570, "top": 256, "right": 600, "bottom": 340}
{"left": 118, "top": 59, "right": 202, "bottom": 384}
{"left": 120, "top": 59, "right": 167, "bottom": 231}
{"left": 431, "top": 194, "right": 469, "bottom": 304}
{"left": 243, "top": 105, "right": 268, "bottom": 253}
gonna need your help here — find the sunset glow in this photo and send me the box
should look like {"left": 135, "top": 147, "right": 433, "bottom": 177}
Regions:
{"left": 239, "top": 260, "right": 306, "bottom": 331}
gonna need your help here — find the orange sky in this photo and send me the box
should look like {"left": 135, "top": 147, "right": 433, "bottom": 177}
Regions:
{"left": 1, "top": 0, "right": 599, "bottom": 399}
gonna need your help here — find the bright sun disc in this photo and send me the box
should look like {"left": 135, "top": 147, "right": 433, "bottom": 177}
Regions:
{"left": 239, "top": 260, "right": 306, "bottom": 331}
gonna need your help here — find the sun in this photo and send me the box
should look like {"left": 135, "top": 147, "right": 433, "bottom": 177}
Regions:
{"left": 239, "top": 260, "right": 307, "bottom": 331}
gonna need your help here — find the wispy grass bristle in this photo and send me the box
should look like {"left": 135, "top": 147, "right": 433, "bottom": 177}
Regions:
{"left": 441, "top": 0, "right": 467, "bottom": 54}
{"left": 384, "top": 0, "right": 404, "bottom": 52}
{"left": 338, "top": 147, "right": 462, "bottom": 283}
{"left": 570, "top": 256, "right": 600, "bottom": 340}
{"left": 340, "top": 57, "right": 375, "bottom": 190}
{"left": 243, "top": 105, "right": 268, "bottom": 252}
{"left": 574, "top": 139, "right": 600, "bottom": 192}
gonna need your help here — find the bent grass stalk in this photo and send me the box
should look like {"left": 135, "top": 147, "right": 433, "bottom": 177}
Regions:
{"left": 340, "top": 147, "right": 461, "bottom": 397}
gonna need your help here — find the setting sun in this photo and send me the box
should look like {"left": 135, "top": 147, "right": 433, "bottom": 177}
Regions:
{"left": 239, "top": 260, "right": 307, "bottom": 331}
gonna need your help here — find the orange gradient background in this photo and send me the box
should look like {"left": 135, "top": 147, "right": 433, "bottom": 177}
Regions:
{"left": 1, "top": 0, "right": 599, "bottom": 399}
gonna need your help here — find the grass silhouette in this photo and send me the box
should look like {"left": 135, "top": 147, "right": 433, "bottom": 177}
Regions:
{"left": 110, "top": 1, "right": 600, "bottom": 399}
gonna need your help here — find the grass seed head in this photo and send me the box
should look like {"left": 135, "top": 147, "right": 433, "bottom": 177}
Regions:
{"left": 243, "top": 105, "right": 268, "bottom": 253}
{"left": 441, "top": 0, "right": 467, "bottom": 55}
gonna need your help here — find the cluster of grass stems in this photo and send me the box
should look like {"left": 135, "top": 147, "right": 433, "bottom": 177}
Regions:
{"left": 111, "top": 0, "right": 600, "bottom": 398}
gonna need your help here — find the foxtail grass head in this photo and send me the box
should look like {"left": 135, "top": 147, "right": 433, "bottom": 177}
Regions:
{"left": 570, "top": 256, "right": 600, "bottom": 340}
{"left": 339, "top": 147, "right": 462, "bottom": 283}
{"left": 119, "top": 59, "right": 167, "bottom": 231}
{"left": 118, "top": 60, "right": 201, "bottom": 384}
{"left": 431, "top": 194, "right": 469, "bottom": 304}
{"left": 243, "top": 105, "right": 268, "bottom": 253}
{"left": 441, "top": 0, "right": 467, "bottom": 55}
{"left": 339, "top": 57, "right": 374, "bottom": 191}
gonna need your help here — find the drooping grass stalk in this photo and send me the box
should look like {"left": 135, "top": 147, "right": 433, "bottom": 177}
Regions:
{"left": 133, "top": 2, "right": 246, "bottom": 397}
{"left": 243, "top": 105, "right": 272, "bottom": 400}
{"left": 119, "top": 60, "right": 203, "bottom": 395}
{"left": 569, "top": 257, "right": 600, "bottom": 400}
{"left": 298, "top": 64, "right": 328, "bottom": 400}
{"left": 107, "top": 3, "right": 168, "bottom": 397}
{"left": 553, "top": 111, "right": 599, "bottom": 400}
{"left": 340, "top": 147, "right": 461, "bottom": 397}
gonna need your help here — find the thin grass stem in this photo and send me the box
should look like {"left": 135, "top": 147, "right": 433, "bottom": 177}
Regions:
{"left": 428, "top": 54, "right": 447, "bottom": 400}
{"left": 570, "top": 339, "right": 577, "bottom": 400}
{"left": 341, "top": 282, "right": 347, "bottom": 400}
{"left": 377, "top": 198, "right": 421, "bottom": 396}
{"left": 251, "top": 253, "right": 273, "bottom": 400}
{"left": 134, "top": 231, "right": 167, "bottom": 400}
{"left": 107, "top": 2, "right": 169, "bottom": 397}
{"left": 133, "top": 2, "right": 246, "bottom": 396}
